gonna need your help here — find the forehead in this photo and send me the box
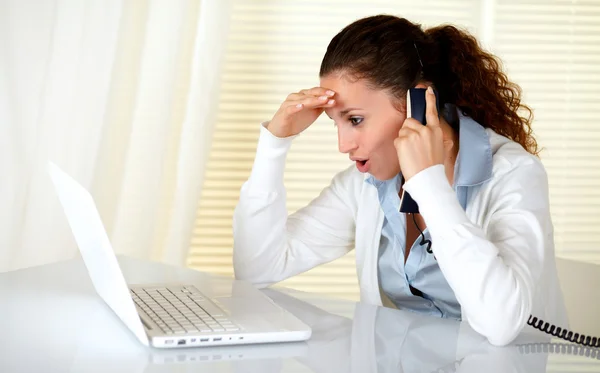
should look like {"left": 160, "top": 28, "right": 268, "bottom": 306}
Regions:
{"left": 319, "top": 74, "right": 399, "bottom": 112}
{"left": 320, "top": 74, "right": 375, "bottom": 98}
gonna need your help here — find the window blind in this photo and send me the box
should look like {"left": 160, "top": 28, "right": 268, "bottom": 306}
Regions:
{"left": 492, "top": 0, "right": 600, "bottom": 264}
{"left": 188, "top": 0, "right": 600, "bottom": 301}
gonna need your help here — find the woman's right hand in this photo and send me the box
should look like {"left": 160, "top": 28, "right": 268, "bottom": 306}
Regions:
{"left": 266, "top": 87, "right": 336, "bottom": 138}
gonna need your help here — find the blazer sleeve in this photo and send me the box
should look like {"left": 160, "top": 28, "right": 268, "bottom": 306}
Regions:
{"left": 232, "top": 124, "right": 357, "bottom": 288}
{"left": 403, "top": 157, "right": 551, "bottom": 346}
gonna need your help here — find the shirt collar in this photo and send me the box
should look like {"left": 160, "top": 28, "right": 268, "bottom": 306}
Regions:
{"left": 365, "top": 108, "right": 493, "bottom": 188}
{"left": 453, "top": 110, "right": 493, "bottom": 187}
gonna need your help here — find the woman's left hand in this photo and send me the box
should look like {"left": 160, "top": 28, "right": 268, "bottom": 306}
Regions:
{"left": 393, "top": 86, "right": 453, "bottom": 181}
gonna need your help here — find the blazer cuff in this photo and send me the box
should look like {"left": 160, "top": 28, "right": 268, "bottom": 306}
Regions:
{"left": 248, "top": 122, "right": 297, "bottom": 191}
{"left": 403, "top": 164, "right": 469, "bottom": 234}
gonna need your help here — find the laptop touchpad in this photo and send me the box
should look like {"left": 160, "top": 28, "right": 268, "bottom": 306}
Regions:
{"left": 215, "top": 296, "right": 282, "bottom": 316}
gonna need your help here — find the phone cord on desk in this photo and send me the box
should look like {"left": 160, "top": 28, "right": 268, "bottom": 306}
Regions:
{"left": 527, "top": 316, "right": 600, "bottom": 347}
{"left": 413, "top": 214, "right": 600, "bottom": 348}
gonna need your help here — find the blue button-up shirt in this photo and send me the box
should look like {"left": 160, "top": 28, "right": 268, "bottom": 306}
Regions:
{"left": 366, "top": 111, "right": 493, "bottom": 320}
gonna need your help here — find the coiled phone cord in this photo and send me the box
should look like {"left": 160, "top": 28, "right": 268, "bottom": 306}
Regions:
{"left": 410, "top": 213, "right": 600, "bottom": 347}
{"left": 526, "top": 316, "right": 599, "bottom": 347}
{"left": 410, "top": 213, "right": 432, "bottom": 254}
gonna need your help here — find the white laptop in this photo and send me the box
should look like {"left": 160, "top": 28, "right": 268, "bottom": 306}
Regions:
{"left": 47, "top": 161, "right": 312, "bottom": 349}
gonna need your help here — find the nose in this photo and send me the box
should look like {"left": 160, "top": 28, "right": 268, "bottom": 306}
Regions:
{"left": 338, "top": 127, "right": 357, "bottom": 154}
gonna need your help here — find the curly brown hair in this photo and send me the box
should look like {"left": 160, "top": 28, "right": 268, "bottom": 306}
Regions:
{"left": 319, "top": 15, "right": 539, "bottom": 155}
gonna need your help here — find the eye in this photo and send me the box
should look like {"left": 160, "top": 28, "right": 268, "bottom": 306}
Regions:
{"left": 349, "top": 116, "right": 363, "bottom": 126}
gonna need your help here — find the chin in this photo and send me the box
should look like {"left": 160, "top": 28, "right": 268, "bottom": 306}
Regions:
{"left": 369, "top": 168, "right": 398, "bottom": 181}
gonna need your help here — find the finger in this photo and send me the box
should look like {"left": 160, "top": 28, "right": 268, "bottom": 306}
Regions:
{"left": 285, "top": 96, "right": 335, "bottom": 112}
{"left": 399, "top": 118, "right": 426, "bottom": 134}
{"left": 289, "top": 89, "right": 334, "bottom": 101}
{"left": 443, "top": 139, "right": 454, "bottom": 154}
{"left": 397, "top": 126, "right": 420, "bottom": 140}
{"left": 285, "top": 101, "right": 306, "bottom": 115}
{"left": 299, "top": 87, "right": 336, "bottom": 98}
{"left": 292, "top": 95, "right": 336, "bottom": 109}
{"left": 286, "top": 92, "right": 305, "bottom": 101}
{"left": 425, "top": 86, "right": 440, "bottom": 126}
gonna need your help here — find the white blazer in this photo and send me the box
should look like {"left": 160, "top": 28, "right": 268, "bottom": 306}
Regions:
{"left": 233, "top": 122, "right": 569, "bottom": 346}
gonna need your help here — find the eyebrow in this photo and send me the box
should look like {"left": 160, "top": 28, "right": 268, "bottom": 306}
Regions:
{"left": 340, "top": 108, "right": 362, "bottom": 116}
{"left": 327, "top": 107, "right": 363, "bottom": 119}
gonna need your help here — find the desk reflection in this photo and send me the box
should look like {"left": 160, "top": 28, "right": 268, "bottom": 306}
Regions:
{"left": 68, "top": 288, "right": 598, "bottom": 373}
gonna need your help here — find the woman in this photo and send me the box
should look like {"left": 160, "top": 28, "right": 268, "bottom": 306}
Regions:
{"left": 232, "top": 15, "right": 568, "bottom": 346}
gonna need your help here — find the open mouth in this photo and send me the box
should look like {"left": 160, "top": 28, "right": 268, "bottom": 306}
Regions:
{"left": 354, "top": 159, "right": 370, "bottom": 173}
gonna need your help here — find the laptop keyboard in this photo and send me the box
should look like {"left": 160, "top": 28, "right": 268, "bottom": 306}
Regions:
{"left": 131, "top": 286, "right": 240, "bottom": 335}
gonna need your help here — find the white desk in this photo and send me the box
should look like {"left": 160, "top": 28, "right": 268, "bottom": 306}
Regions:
{"left": 1, "top": 256, "right": 598, "bottom": 372}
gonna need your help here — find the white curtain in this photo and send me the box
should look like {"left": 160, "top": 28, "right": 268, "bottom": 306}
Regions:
{"left": 0, "top": 0, "right": 231, "bottom": 272}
